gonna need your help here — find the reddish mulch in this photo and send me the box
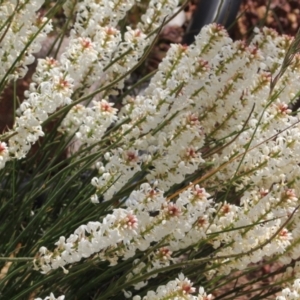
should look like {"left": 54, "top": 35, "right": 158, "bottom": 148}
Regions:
{"left": 234, "top": 0, "right": 300, "bottom": 39}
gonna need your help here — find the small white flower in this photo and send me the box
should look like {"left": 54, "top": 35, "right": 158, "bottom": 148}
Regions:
{"left": 91, "top": 194, "right": 99, "bottom": 204}
{"left": 34, "top": 293, "right": 65, "bottom": 300}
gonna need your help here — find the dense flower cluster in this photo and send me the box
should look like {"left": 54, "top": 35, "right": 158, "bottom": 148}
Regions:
{"left": 34, "top": 183, "right": 213, "bottom": 277}
{"left": 132, "top": 274, "right": 212, "bottom": 300}
{"left": 2, "top": 0, "right": 300, "bottom": 298}
{"left": 10, "top": 58, "right": 74, "bottom": 159}
{"left": 0, "top": 0, "right": 52, "bottom": 81}
{"left": 34, "top": 208, "right": 139, "bottom": 274}
{"left": 277, "top": 279, "right": 300, "bottom": 300}
{"left": 32, "top": 17, "right": 300, "bottom": 295}
{"left": 59, "top": 0, "right": 180, "bottom": 155}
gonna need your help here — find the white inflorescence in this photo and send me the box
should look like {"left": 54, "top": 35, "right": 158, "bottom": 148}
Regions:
{"left": 0, "top": 0, "right": 53, "bottom": 81}
{"left": 1, "top": 0, "right": 300, "bottom": 296}
{"left": 276, "top": 278, "right": 300, "bottom": 300}
{"left": 34, "top": 183, "right": 213, "bottom": 276}
{"left": 132, "top": 273, "right": 212, "bottom": 300}
{"left": 34, "top": 293, "right": 65, "bottom": 300}
{"left": 33, "top": 20, "right": 300, "bottom": 293}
